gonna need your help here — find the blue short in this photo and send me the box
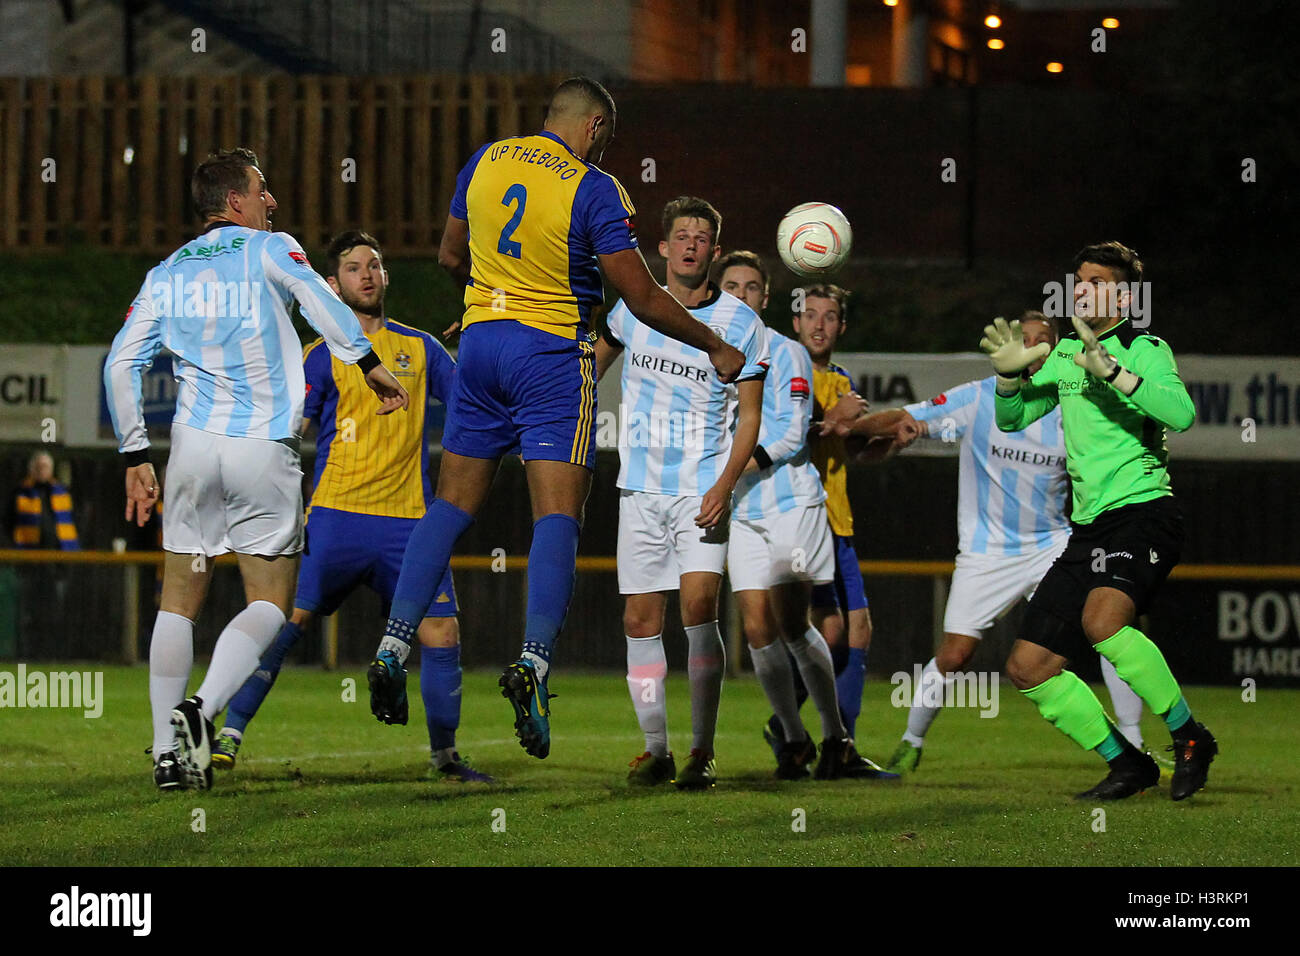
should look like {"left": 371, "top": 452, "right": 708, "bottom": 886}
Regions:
{"left": 442, "top": 320, "right": 597, "bottom": 469}
{"left": 296, "top": 506, "right": 457, "bottom": 618}
{"left": 811, "top": 533, "right": 870, "bottom": 613}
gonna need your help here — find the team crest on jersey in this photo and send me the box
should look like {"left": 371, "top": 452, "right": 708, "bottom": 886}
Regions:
{"left": 790, "top": 377, "right": 810, "bottom": 399}
{"left": 393, "top": 349, "right": 411, "bottom": 370}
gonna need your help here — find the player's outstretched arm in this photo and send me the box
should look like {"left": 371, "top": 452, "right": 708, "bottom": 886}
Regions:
{"left": 598, "top": 247, "right": 744, "bottom": 382}
{"left": 265, "top": 234, "right": 408, "bottom": 412}
{"left": 437, "top": 215, "right": 471, "bottom": 338}
{"left": 363, "top": 364, "right": 410, "bottom": 415}
{"left": 982, "top": 317, "right": 1058, "bottom": 431}
{"left": 438, "top": 215, "right": 472, "bottom": 292}
{"left": 980, "top": 317, "right": 1051, "bottom": 392}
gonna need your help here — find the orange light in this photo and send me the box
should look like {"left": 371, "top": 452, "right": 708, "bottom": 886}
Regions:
{"left": 883, "top": 0, "right": 898, "bottom": 7}
{"left": 987, "top": 37, "right": 1004, "bottom": 50}
{"left": 985, "top": 14, "right": 1002, "bottom": 29}
{"left": 1102, "top": 17, "right": 1119, "bottom": 29}
{"left": 1046, "top": 61, "right": 1064, "bottom": 74}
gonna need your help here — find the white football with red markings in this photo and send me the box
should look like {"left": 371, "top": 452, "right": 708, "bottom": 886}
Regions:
{"left": 776, "top": 202, "right": 853, "bottom": 278}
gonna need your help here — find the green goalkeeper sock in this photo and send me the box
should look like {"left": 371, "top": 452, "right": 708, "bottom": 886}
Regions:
{"left": 1021, "top": 671, "right": 1111, "bottom": 751}
{"left": 1094, "top": 625, "right": 1183, "bottom": 717}
{"left": 1163, "top": 696, "right": 1192, "bottom": 735}
{"left": 1096, "top": 720, "right": 1128, "bottom": 761}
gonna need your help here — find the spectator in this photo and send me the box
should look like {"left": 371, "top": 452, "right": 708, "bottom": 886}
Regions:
{"left": 6, "top": 451, "right": 80, "bottom": 550}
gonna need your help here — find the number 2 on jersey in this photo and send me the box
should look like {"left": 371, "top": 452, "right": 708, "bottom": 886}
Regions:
{"left": 497, "top": 184, "right": 527, "bottom": 259}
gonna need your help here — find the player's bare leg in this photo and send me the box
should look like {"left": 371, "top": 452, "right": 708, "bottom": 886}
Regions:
{"left": 168, "top": 552, "right": 297, "bottom": 789}
{"left": 889, "top": 631, "right": 980, "bottom": 773}
{"left": 436, "top": 451, "right": 503, "bottom": 517}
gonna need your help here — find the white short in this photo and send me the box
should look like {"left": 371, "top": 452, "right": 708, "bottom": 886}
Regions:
{"left": 617, "top": 489, "right": 728, "bottom": 594}
{"left": 943, "top": 542, "right": 1068, "bottom": 637}
{"left": 162, "top": 422, "right": 304, "bottom": 557}
{"left": 727, "top": 504, "right": 835, "bottom": 592}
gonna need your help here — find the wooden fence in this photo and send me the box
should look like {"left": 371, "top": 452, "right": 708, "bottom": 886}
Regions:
{"left": 0, "top": 74, "right": 561, "bottom": 255}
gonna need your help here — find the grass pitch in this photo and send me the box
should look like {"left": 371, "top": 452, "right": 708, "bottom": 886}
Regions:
{"left": 0, "top": 665, "right": 1294, "bottom": 867}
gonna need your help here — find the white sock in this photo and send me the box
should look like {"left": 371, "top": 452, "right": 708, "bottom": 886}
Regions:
{"left": 750, "top": 642, "right": 804, "bottom": 744}
{"left": 684, "top": 621, "right": 725, "bottom": 755}
{"left": 195, "top": 601, "right": 286, "bottom": 719}
{"left": 149, "top": 611, "right": 194, "bottom": 755}
{"left": 905, "top": 657, "right": 952, "bottom": 743}
{"left": 626, "top": 635, "right": 669, "bottom": 757}
{"left": 1101, "top": 655, "right": 1144, "bottom": 749}
{"left": 788, "top": 626, "right": 847, "bottom": 741}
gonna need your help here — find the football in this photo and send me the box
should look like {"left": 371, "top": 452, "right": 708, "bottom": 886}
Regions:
{"left": 776, "top": 202, "right": 853, "bottom": 278}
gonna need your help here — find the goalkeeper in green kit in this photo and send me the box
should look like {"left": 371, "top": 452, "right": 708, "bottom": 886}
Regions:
{"left": 981, "top": 241, "right": 1217, "bottom": 801}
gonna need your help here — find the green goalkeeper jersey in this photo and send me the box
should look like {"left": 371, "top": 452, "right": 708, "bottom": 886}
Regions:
{"left": 995, "top": 318, "right": 1195, "bottom": 525}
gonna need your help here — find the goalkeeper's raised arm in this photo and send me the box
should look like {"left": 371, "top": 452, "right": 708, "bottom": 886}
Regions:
{"left": 978, "top": 313, "right": 1060, "bottom": 432}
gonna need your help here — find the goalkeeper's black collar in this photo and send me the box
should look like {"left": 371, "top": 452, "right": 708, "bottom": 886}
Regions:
{"left": 1064, "top": 317, "right": 1145, "bottom": 345}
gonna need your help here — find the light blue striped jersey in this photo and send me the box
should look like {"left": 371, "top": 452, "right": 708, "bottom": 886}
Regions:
{"left": 733, "top": 330, "right": 826, "bottom": 520}
{"left": 906, "top": 376, "right": 1070, "bottom": 557}
{"left": 605, "top": 284, "right": 769, "bottom": 496}
{"left": 104, "top": 226, "right": 373, "bottom": 452}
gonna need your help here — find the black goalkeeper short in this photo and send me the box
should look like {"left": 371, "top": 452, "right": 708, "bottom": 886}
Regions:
{"left": 1024, "top": 496, "right": 1184, "bottom": 658}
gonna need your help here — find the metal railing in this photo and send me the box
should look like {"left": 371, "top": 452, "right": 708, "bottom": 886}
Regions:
{"left": 3, "top": 549, "right": 1297, "bottom": 671}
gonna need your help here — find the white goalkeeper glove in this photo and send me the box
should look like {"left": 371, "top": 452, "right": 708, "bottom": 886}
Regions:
{"left": 979, "top": 317, "right": 1051, "bottom": 395}
{"left": 1071, "top": 316, "right": 1140, "bottom": 396}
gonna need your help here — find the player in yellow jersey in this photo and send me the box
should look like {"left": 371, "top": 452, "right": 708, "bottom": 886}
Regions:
{"left": 369, "top": 77, "right": 744, "bottom": 760}
{"left": 213, "top": 231, "right": 493, "bottom": 783}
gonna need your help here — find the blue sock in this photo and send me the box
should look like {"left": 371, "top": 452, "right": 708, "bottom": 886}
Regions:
{"left": 224, "top": 621, "right": 304, "bottom": 733}
{"left": 421, "top": 643, "right": 462, "bottom": 755}
{"left": 521, "top": 514, "right": 581, "bottom": 669}
{"left": 830, "top": 640, "right": 850, "bottom": 677}
{"left": 836, "top": 647, "right": 867, "bottom": 738}
{"left": 383, "top": 500, "right": 474, "bottom": 654}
